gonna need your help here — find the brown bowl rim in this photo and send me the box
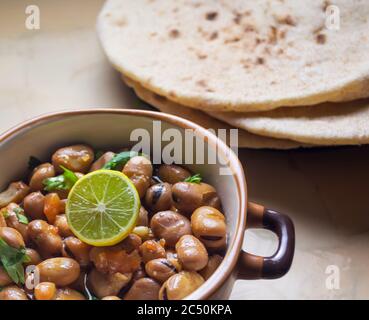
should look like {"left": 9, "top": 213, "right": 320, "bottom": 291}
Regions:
{"left": 0, "top": 108, "right": 247, "bottom": 300}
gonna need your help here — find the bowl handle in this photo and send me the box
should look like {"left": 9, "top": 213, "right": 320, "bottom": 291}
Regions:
{"left": 237, "top": 202, "right": 295, "bottom": 280}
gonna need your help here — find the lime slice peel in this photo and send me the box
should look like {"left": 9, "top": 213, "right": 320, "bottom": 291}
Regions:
{"left": 66, "top": 170, "right": 140, "bottom": 246}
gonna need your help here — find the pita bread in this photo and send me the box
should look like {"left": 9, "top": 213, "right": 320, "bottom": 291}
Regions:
{"left": 211, "top": 99, "right": 369, "bottom": 145}
{"left": 98, "top": 0, "right": 369, "bottom": 112}
{"left": 122, "top": 76, "right": 310, "bottom": 149}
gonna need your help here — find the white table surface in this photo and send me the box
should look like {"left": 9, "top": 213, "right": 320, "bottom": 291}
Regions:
{"left": 1, "top": 0, "right": 369, "bottom": 299}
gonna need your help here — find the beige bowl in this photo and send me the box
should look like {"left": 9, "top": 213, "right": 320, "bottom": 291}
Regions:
{"left": 0, "top": 109, "right": 295, "bottom": 300}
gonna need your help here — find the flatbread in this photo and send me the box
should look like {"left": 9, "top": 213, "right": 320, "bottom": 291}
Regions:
{"left": 122, "top": 76, "right": 309, "bottom": 149}
{"left": 211, "top": 99, "right": 369, "bottom": 145}
{"left": 98, "top": 0, "right": 369, "bottom": 112}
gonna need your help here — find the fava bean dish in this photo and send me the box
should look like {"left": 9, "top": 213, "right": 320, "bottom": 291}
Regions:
{"left": 0, "top": 145, "right": 227, "bottom": 300}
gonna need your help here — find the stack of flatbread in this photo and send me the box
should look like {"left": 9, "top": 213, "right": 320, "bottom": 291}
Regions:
{"left": 97, "top": 0, "right": 369, "bottom": 149}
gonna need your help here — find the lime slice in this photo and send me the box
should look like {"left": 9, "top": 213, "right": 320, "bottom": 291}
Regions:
{"left": 66, "top": 170, "right": 140, "bottom": 246}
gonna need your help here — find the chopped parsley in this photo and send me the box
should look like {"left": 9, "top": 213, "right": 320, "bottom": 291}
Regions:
{"left": 102, "top": 151, "right": 140, "bottom": 170}
{"left": 0, "top": 239, "right": 30, "bottom": 284}
{"left": 184, "top": 174, "right": 202, "bottom": 184}
{"left": 43, "top": 165, "right": 79, "bottom": 191}
{"left": 13, "top": 207, "right": 28, "bottom": 225}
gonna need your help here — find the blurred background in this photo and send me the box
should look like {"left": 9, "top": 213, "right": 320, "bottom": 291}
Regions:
{"left": 1, "top": 0, "right": 369, "bottom": 299}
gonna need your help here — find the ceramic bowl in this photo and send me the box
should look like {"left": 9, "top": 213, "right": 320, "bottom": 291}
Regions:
{"left": 0, "top": 109, "right": 295, "bottom": 299}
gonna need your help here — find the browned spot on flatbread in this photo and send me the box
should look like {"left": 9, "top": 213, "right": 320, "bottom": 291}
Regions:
{"left": 278, "top": 28, "right": 287, "bottom": 39}
{"left": 196, "top": 52, "right": 208, "bottom": 60}
{"left": 268, "top": 26, "right": 278, "bottom": 44}
{"left": 224, "top": 36, "right": 241, "bottom": 44}
{"left": 205, "top": 11, "right": 218, "bottom": 21}
{"left": 316, "top": 33, "right": 326, "bottom": 44}
{"left": 256, "top": 57, "right": 265, "bottom": 65}
{"left": 169, "top": 29, "right": 180, "bottom": 38}
{"left": 255, "top": 37, "right": 264, "bottom": 45}
{"left": 196, "top": 79, "right": 207, "bottom": 87}
{"left": 196, "top": 80, "right": 215, "bottom": 92}
{"left": 276, "top": 15, "right": 296, "bottom": 26}
{"left": 244, "top": 24, "right": 255, "bottom": 32}
{"left": 240, "top": 58, "right": 252, "bottom": 69}
{"left": 323, "top": 0, "right": 331, "bottom": 11}
{"left": 313, "top": 25, "right": 324, "bottom": 34}
{"left": 209, "top": 31, "right": 218, "bottom": 40}
{"left": 234, "top": 14, "right": 242, "bottom": 25}
{"left": 168, "top": 90, "right": 177, "bottom": 98}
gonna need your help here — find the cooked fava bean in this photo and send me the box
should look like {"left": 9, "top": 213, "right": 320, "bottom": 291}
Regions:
{"left": 102, "top": 296, "right": 121, "bottom": 300}
{"left": 0, "top": 181, "right": 29, "bottom": 208}
{"left": 62, "top": 237, "right": 91, "bottom": 267}
{"left": 119, "top": 233, "right": 142, "bottom": 253}
{"left": 166, "top": 250, "right": 182, "bottom": 272}
{"left": 137, "top": 206, "right": 149, "bottom": 226}
{"left": 145, "top": 183, "right": 172, "bottom": 213}
{"left": 28, "top": 220, "right": 62, "bottom": 256}
{"left": 132, "top": 226, "right": 154, "bottom": 241}
{"left": 54, "top": 214, "right": 73, "bottom": 237}
{"left": 150, "top": 211, "right": 191, "bottom": 247}
{"left": 132, "top": 265, "right": 146, "bottom": 282}
{"left": 90, "top": 245, "right": 141, "bottom": 274}
{"left": 24, "top": 248, "right": 42, "bottom": 266}
{"left": 23, "top": 192, "right": 45, "bottom": 220}
{"left": 0, "top": 226, "right": 25, "bottom": 248}
{"left": 34, "top": 282, "right": 56, "bottom": 300}
{"left": 199, "top": 254, "right": 223, "bottom": 280}
{"left": 52, "top": 144, "right": 94, "bottom": 173}
{"left": 88, "top": 268, "right": 131, "bottom": 299}
{"left": 44, "top": 193, "right": 62, "bottom": 224}
{"left": 59, "top": 199, "right": 67, "bottom": 214}
{"left": 54, "top": 189, "right": 69, "bottom": 200}
{"left": 69, "top": 270, "right": 87, "bottom": 293}
{"left": 2, "top": 203, "right": 29, "bottom": 243}
{"left": 159, "top": 271, "right": 204, "bottom": 300}
{"left": 191, "top": 206, "right": 226, "bottom": 250}
{"left": 0, "top": 285, "right": 28, "bottom": 300}
{"left": 29, "top": 163, "right": 55, "bottom": 191}
{"left": 89, "top": 151, "right": 115, "bottom": 172}
{"left": 176, "top": 235, "right": 208, "bottom": 271}
{"left": 123, "top": 156, "right": 152, "bottom": 198}
{"left": 172, "top": 182, "right": 221, "bottom": 215}
{"left": 145, "top": 258, "right": 177, "bottom": 283}
{"left": 55, "top": 288, "right": 86, "bottom": 300}
{"left": 157, "top": 164, "right": 191, "bottom": 184}
{"left": 124, "top": 278, "right": 160, "bottom": 300}
{"left": 37, "top": 258, "right": 80, "bottom": 286}
{"left": 88, "top": 234, "right": 141, "bottom": 274}
{"left": 139, "top": 240, "right": 166, "bottom": 263}
{"left": 0, "top": 212, "right": 6, "bottom": 227}
{"left": 0, "top": 266, "right": 13, "bottom": 286}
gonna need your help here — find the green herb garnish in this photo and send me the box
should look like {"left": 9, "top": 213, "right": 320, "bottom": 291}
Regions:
{"left": 184, "top": 174, "right": 202, "bottom": 184}
{"left": 0, "top": 239, "right": 30, "bottom": 284}
{"left": 13, "top": 207, "right": 28, "bottom": 225}
{"left": 43, "top": 165, "right": 79, "bottom": 191}
{"left": 102, "top": 151, "right": 140, "bottom": 170}
{"left": 28, "top": 156, "right": 42, "bottom": 170}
